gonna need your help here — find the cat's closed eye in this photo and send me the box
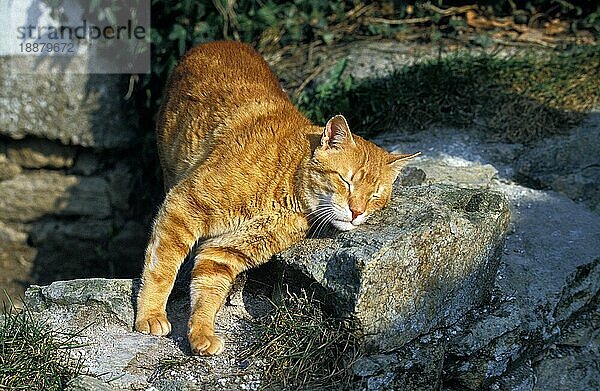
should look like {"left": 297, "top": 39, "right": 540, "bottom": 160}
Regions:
{"left": 338, "top": 173, "right": 351, "bottom": 190}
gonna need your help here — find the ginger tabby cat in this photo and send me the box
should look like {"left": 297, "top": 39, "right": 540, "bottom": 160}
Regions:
{"left": 135, "top": 41, "right": 419, "bottom": 355}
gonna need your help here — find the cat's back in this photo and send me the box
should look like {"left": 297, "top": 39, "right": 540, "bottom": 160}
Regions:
{"left": 157, "top": 41, "right": 296, "bottom": 189}
{"left": 171, "top": 41, "right": 285, "bottom": 100}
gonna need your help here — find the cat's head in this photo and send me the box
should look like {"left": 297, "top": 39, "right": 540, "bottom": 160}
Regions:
{"left": 305, "top": 115, "right": 420, "bottom": 232}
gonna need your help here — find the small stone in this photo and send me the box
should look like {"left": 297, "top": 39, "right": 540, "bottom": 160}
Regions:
{"left": 0, "top": 171, "right": 111, "bottom": 222}
{"left": 6, "top": 139, "right": 76, "bottom": 169}
{"left": 399, "top": 166, "right": 426, "bottom": 186}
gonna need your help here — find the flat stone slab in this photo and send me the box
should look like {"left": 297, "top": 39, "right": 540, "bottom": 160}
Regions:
{"left": 0, "top": 171, "right": 111, "bottom": 222}
{"left": 24, "top": 278, "right": 268, "bottom": 390}
{"left": 276, "top": 183, "right": 510, "bottom": 352}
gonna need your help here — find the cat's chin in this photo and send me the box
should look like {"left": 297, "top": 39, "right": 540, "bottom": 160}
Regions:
{"left": 331, "top": 220, "right": 358, "bottom": 231}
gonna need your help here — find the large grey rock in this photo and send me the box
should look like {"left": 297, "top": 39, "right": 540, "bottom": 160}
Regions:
{"left": 375, "top": 127, "right": 525, "bottom": 182}
{"left": 361, "top": 129, "right": 600, "bottom": 390}
{"left": 377, "top": 115, "right": 600, "bottom": 216}
{"left": 24, "top": 278, "right": 267, "bottom": 390}
{"left": 443, "top": 181, "right": 600, "bottom": 388}
{"left": 277, "top": 183, "right": 510, "bottom": 352}
{"left": 16, "top": 183, "right": 512, "bottom": 390}
{"left": 0, "top": 171, "right": 111, "bottom": 221}
{"left": 15, "top": 157, "right": 600, "bottom": 390}
{"left": 0, "top": 57, "right": 136, "bottom": 150}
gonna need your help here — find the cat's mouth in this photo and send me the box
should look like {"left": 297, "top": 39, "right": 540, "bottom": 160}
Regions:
{"left": 331, "top": 219, "right": 359, "bottom": 231}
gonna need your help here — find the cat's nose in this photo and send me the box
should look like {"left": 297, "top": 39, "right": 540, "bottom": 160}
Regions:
{"left": 350, "top": 207, "right": 363, "bottom": 221}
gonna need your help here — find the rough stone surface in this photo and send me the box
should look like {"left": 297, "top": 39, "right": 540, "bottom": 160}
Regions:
{"left": 531, "top": 305, "right": 600, "bottom": 391}
{"left": 13, "top": 141, "right": 600, "bottom": 390}
{"left": 0, "top": 171, "right": 111, "bottom": 221}
{"left": 411, "top": 156, "right": 498, "bottom": 188}
{"left": 0, "top": 161, "right": 148, "bottom": 302}
{"left": 0, "top": 221, "right": 34, "bottom": 308}
{"left": 376, "top": 112, "right": 600, "bottom": 216}
{"left": 66, "top": 375, "right": 116, "bottom": 391}
{"left": 0, "top": 154, "right": 21, "bottom": 181}
{"left": 375, "top": 127, "right": 524, "bottom": 181}
{"left": 442, "top": 184, "right": 600, "bottom": 390}
{"left": 363, "top": 125, "right": 600, "bottom": 390}
{"left": 398, "top": 166, "right": 426, "bottom": 186}
{"left": 516, "top": 112, "right": 600, "bottom": 213}
{"left": 277, "top": 183, "right": 510, "bottom": 352}
{"left": 25, "top": 218, "right": 145, "bottom": 284}
{"left": 0, "top": 57, "right": 136, "bottom": 150}
{"left": 71, "top": 151, "right": 101, "bottom": 176}
{"left": 6, "top": 138, "right": 76, "bottom": 169}
{"left": 0, "top": 55, "right": 147, "bottom": 308}
{"left": 24, "top": 278, "right": 268, "bottom": 390}
{"left": 0, "top": 221, "right": 28, "bottom": 244}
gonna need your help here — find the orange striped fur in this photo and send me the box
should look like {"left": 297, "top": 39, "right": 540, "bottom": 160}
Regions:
{"left": 135, "top": 41, "right": 419, "bottom": 355}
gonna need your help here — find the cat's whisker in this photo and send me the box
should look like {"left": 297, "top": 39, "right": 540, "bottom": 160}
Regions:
{"left": 306, "top": 205, "right": 333, "bottom": 222}
{"left": 307, "top": 211, "right": 333, "bottom": 225}
{"left": 310, "top": 210, "right": 334, "bottom": 238}
{"left": 305, "top": 206, "right": 331, "bottom": 218}
{"left": 308, "top": 198, "right": 332, "bottom": 209}
{"left": 315, "top": 214, "right": 335, "bottom": 238}
{"left": 308, "top": 213, "right": 326, "bottom": 237}
{"left": 308, "top": 214, "right": 330, "bottom": 236}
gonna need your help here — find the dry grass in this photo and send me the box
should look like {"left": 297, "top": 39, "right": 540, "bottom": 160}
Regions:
{"left": 0, "top": 295, "right": 86, "bottom": 390}
{"left": 240, "top": 287, "right": 362, "bottom": 390}
{"left": 295, "top": 44, "right": 600, "bottom": 144}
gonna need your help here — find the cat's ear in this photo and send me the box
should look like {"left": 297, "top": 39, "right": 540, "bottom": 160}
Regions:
{"left": 321, "top": 115, "right": 355, "bottom": 150}
{"left": 388, "top": 152, "right": 421, "bottom": 173}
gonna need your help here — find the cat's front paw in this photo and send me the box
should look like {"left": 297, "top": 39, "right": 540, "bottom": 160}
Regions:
{"left": 135, "top": 312, "right": 172, "bottom": 336}
{"left": 189, "top": 329, "right": 224, "bottom": 356}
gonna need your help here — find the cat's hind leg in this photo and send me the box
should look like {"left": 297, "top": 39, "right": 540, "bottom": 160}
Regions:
{"left": 188, "top": 248, "right": 243, "bottom": 355}
{"left": 188, "top": 212, "right": 307, "bottom": 355}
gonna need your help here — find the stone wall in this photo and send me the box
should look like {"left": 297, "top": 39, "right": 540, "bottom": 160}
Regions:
{"left": 0, "top": 57, "right": 153, "bottom": 304}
